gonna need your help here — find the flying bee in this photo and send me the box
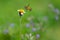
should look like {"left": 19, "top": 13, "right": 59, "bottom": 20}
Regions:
{"left": 25, "top": 4, "right": 32, "bottom": 11}
{"left": 17, "top": 9, "right": 25, "bottom": 16}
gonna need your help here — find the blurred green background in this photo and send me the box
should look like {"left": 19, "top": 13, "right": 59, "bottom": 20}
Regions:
{"left": 0, "top": 0, "right": 60, "bottom": 40}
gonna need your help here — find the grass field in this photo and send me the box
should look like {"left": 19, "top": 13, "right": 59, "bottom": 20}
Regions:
{"left": 0, "top": 0, "right": 60, "bottom": 40}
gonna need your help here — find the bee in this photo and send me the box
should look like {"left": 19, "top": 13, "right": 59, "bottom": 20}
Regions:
{"left": 25, "top": 4, "right": 32, "bottom": 11}
{"left": 17, "top": 9, "right": 25, "bottom": 16}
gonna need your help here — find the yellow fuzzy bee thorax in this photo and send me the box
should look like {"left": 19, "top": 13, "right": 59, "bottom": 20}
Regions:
{"left": 17, "top": 9, "right": 25, "bottom": 13}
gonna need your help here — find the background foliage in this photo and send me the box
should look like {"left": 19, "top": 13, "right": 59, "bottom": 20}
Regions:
{"left": 0, "top": 0, "right": 60, "bottom": 40}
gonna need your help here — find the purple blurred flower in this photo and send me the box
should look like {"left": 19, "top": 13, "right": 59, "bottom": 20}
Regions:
{"left": 54, "top": 8, "right": 59, "bottom": 14}
{"left": 3, "top": 29, "right": 9, "bottom": 34}
{"left": 26, "top": 23, "right": 30, "bottom": 28}
{"left": 43, "top": 16, "right": 48, "bottom": 22}
{"left": 30, "top": 21, "right": 35, "bottom": 27}
{"left": 36, "top": 34, "right": 40, "bottom": 38}
{"left": 10, "top": 23, "right": 15, "bottom": 27}
{"left": 32, "top": 28, "right": 36, "bottom": 32}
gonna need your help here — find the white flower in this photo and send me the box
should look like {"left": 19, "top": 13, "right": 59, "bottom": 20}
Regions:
{"left": 25, "top": 33, "right": 34, "bottom": 40}
{"left": 25, "top": 33, "right": 29, "bottom": 38}
{"left": 48, "top": 4, "right": 54, "bottom": 9}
